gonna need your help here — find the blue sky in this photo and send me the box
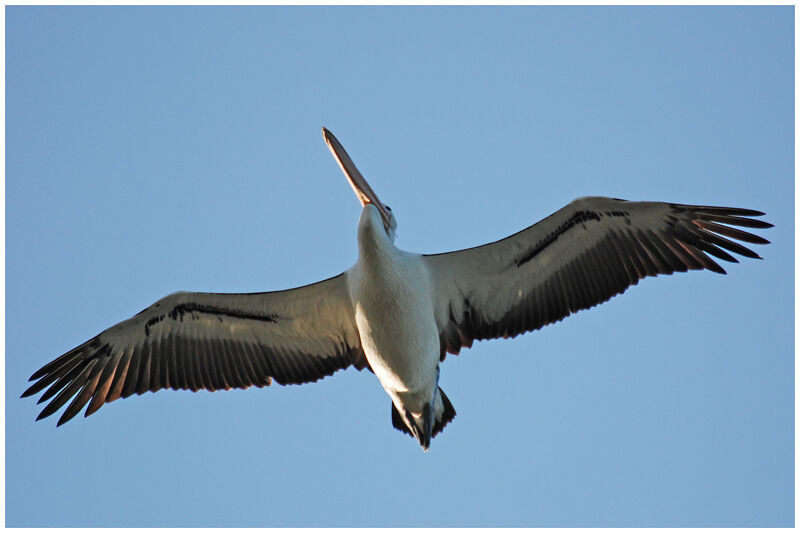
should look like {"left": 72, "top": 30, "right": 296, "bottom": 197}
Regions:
{"left": 6, "top": 6, "right": 793, "bottom": 527}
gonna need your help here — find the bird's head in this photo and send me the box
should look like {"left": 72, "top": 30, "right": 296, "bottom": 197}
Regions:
{"left": 323, "top": 127, "right": 397, "bottom": 242}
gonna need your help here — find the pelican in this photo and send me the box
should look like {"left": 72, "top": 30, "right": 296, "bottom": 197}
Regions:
{"left": 23, "top": 128, "right": 772, "bottom": 451}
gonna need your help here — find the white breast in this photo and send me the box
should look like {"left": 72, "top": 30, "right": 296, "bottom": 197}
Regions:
{"left": 346, "top": 209, "right": 441, "bottom": 412}
{"left": 352, "top": 250, "right": 439, "bottom": 388}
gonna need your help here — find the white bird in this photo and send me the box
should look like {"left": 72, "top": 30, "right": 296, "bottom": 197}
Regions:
{"left": 23, "top": 128, "right": 772, "bottom": 451}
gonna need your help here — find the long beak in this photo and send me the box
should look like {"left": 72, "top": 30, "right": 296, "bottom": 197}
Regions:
{"left": 322, "top": 128, "right": 392, "bottom": 227}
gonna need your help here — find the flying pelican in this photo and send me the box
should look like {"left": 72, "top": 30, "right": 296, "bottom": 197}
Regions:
{"left": 23, "top": 128, "right": 772, "bottom": 451}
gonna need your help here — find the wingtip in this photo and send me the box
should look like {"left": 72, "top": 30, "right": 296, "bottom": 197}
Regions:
{"left": 84, "top": 404, "right": 100, "bottom": 418}
{"left": 56, "top": 411, "right": 76, "bottom": 427}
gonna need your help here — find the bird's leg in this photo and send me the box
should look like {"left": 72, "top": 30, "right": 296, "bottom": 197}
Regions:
{"left": 402, "top": 408, "right": 424, "bottom": 446}
{"left": 402, "top": 366, "right": 441, "bottom": 451}
{"left": 420, "top": 402, "right": 433, "bottom": 450}
{"left": 417, "top": 365, "right": 440, "bottom": 451}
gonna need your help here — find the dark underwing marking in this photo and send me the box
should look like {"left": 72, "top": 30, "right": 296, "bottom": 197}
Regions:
{"left": 144, "top": 315, "right": 165, "bottom": 336}
{"left": 144, "top": 303, "right": 278, "bottom": 336}
{"left": 515, "top": 210, "right": 629, "bottom": 267}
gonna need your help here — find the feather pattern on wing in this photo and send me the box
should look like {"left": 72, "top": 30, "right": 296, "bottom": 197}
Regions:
{"left": 423, "top": 197, "right": 772, "bottom": 358}
{"left": 22, "top": 273, "right": 366, "bottom": 426}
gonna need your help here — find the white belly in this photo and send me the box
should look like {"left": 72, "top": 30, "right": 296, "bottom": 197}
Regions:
{"left": 349, "top": 249, "right": 441, "bottom": 413}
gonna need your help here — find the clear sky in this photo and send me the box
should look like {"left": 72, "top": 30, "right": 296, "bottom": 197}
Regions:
{"left": 6, "top": 6, "right": 793, "bottom": 527}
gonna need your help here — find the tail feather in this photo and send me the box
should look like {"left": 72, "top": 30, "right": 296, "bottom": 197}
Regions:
{"left": 390, "top": 387, "right": 457, "bottom": 440}
{"left": 391, "top": 402, "right": 413, "bottom": 436}
{"left": 433, "top": 387, "right": 456, "bottom": 437}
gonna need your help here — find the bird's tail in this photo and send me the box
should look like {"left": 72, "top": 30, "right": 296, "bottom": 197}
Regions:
{"left": 391, "top": 387, "right": 456, "bottom": 442}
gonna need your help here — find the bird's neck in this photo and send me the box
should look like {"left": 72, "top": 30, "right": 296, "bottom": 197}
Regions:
{"left": 357, "top": 204, "right": 395, "bottom": 265}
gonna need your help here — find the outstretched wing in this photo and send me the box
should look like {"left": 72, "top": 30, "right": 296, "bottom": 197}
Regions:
{"left": 423, "top": 197, "right": 772, "bottom": 358}
{"left": 23, "top": 272, "right": 365, "bottom": 426}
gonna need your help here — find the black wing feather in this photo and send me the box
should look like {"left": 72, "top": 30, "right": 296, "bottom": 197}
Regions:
{"left": 23, "top": 274, "right": 366, "bottom": 425}
{"left": 424, "top": 198, "right": 771, "bottom": 358}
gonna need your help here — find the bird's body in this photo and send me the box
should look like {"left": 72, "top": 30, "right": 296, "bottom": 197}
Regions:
{"left": 22, "top": 128, "right": 772, "bottom": 451}
{"left": 349, "top": 204, "right": 447, "bottom": 445}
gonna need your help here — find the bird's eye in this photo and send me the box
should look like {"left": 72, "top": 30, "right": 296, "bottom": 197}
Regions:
{"left": 385, "top": 205, "right": 392, "bottom": 213}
